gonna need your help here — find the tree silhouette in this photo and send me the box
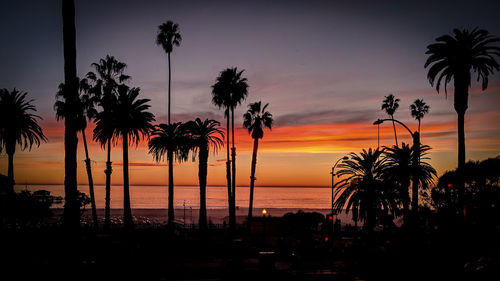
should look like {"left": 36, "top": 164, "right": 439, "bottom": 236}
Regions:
{"left": 381, "top": 94, "right": 400, "bottom": 146}
{"left": 112, "top": 85, "right": 155, "bottom": 229}
{"left": 383, "top": 143, "right": 436, "bottom": 225}
{"left": 88, "top": 55, "right": 130, "bottom": 229}
{"left": 61, "top": 0, "right": 80, "bottom": 229}
{"left": 156, "top": 20, "right": 182, "bottom": 227}
{"left": 185, "top": 118, "right": 224, "bottom": 234}
{"left": 410, "top": 99, "right": 430, "bottom": 134}
{"left": 211, "top": 67, "right": 248, "bottom": 229}
{"left": 242, "top": 101, "right": 273, "bottom": 222}
{"left": 55, "top": 78, "right": 99, "bottom": 228}
{"left": 0, "top": 89, "right": 47, "bottom": 193}
{"left": 425, "top": 28, "right": 500, "bottom": 217}
{"left": 148, "top": 122, "right": 190, "bottom": 225}
{"left": 333, "top": 148, "right": 394, "bottom": 231}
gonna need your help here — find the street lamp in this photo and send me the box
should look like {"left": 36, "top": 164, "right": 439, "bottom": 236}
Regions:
{"left": 373, "top": 118, "right": 421, "bottom": 216}
{"left": 331, "top": 156, "right": 349, "bottom": 217}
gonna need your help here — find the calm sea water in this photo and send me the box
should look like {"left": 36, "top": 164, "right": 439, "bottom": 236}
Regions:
{"left": 14, "top": 185, "right": 333, "bottom": 210}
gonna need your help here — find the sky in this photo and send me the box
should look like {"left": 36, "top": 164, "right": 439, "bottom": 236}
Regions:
{"left": 1, "top": 0, "right": 500, "bottom": 187}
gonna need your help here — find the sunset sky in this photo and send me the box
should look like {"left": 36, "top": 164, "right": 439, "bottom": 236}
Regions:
{"left": 1, "top": 0, "right": 500, "bottom": 187}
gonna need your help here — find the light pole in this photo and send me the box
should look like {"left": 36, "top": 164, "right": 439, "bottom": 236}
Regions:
{"left": 373, "top": 118, "right": 421, "bottom": 217}
{"left": 331, "top": 156, "right": 349, "bottom": 217}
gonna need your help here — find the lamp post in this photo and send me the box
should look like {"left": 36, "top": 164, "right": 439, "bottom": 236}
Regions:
{"left": 331, "top": 156, "right": 349, "bottom": 217}
{"left": 373, "top": 118, "right": 420, "bottom": 217}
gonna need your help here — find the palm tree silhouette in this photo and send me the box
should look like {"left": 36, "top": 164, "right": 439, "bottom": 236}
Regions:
{"left": 333, "top": 148, "right": 393, "bottom": 231}
{"left": 383, "top": 143, "right": 436, "bottom": 225}
{"left": 112, "top": 85, "right": 154, "bottom": 229}
{"left": 242, "top": 101, "right": 273, "bottom": 222}
{"left": 0, "top": 89, "right": 47, "bottom": 193}
{"left": 410, "top": 99, "right": 430, "bottom": 134}
{"left": 87, "top": 55, "right": 130, "bottom": 229}
{"left": 55, "top": 78, "right": 99, "bottom": 228}
{"left": 381, "top": 94, "right": 400, "bottom": 146}
{"left": 185, "top": 118, "right": 224, "bottom": 233}
{"left": 156, "top": 20, "right": 182, "bottom": 227}
{"left": 425, "top": 28, "right": 499, "bottom": 171}
{"left": 61, "top": 0, "right": 80, "bottom": 229}
{"left": 156, "top": 20, "right": 181, "bottom": 125}
{"left": 211, "top": 67, "right": 248, "bottom": 229}
{"left": 148, "top": 122, "right": 190, "bottom": 225}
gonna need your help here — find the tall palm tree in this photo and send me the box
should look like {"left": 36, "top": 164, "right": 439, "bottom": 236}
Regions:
{"left": 55, "top": 78, "right": 99, "bottom": 228}
{"left": 333, "top": 148, "right": 393, "bottom": 231}
{"left": 156, "top": 20, "right": 181, "bottom": 125}
{"left": 87, "top": 55, "right": 130, "bottom": 229}
{"left": 0, "top": 89, "right": 47, "bottom": 193}
{"left": 410, "top": 99, "right": 430, "bottom": 134}
{"left": 243, "top": 101, "right": 273, "bottom": 221}
{"left": 425, "top": 28, "right": 500, "bottom": 217}
{"left": 185, "top": 118, "right": 224, "bottom": 233}
{"left": 156, "top": 20, "right": 182, "bottom": 228}
{"left": 148, "top": 122, "right": 190, "bottom": 225}
{"left": 211, "top": 67, "right": 249, "bottom": 229}
{"left": 112, "top": 85, "right": 155, "bottom": 229}
{"left": 383, "top": 143, "right": 436, "bottom": 224}
{"left": 381, "top": 94, "right": 400, "bottom": 146}
{"left": 61, "top": 0, "right": 80, "bottom": 229}
{"left": 425, "top": 28, "right": 500, "bottom": 170}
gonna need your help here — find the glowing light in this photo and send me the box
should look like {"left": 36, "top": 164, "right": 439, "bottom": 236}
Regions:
{"left": 262, "top": 209, "right": 267, "bottom": 215}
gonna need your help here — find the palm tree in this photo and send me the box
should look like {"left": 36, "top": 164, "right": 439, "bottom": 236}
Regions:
{"left": 0, "top": 89, "right": 47, "bottom": 193}
{"left": 425, "top": 28, "right": 500, "bottom": 217}
{"left": 243, "top": 101, "right": 273, "bottom": 222}
{"left": 148, "top": 122, "right": 190, "bottom": 225}
{"left": 61, "top": 0, "right": 80, "bottom": 229}
{"left": 156, "top": 20, "right": 181, "bottom": 125}
{"left": 185, "top": 118, "right": 224, "bottom": 233}
{"left": 211, "top": 67, "right": 249, "bottom": 229}
{"left": 87, "top": 55, "right": 130, "bottom": 229}
{"left": 55, "top": 78, "right": 99, "bottom": 228}
{"left": 112, "top": 85, "right": 154, "bottom": 229}
{"left": 410, "top": 99, "right": 430, "bottom": 134}
{"left": 425, "top": 28, "right": 499, "bottom": 170}
{"left": 333, "top": 148, "right": 394, "bottom": 231}
{"left": 381, "top": 94, "right": 400, "bottom": 146}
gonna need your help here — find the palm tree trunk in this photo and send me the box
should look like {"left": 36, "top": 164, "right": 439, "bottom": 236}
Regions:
{"left": 123, "top": 135, "right": 133, "bottom": 229}
{"left": 455, "top": 71, "right": 469, "bottom": 222}
{"left": 198, "top": 145, "right": 208, "bottom": 235}
{"left": 401, "top": 185, "right": 410, "bottom": 226}
{"left": 391, "top": 115, "right": 398, "bottom": 146}
{"left": 81, "top": 129, "right": 98, "bottom": 229}
{"left": 6, "top": 142, "right": 16, "bottom": 193}
{"left": 411, "top": 132, "right": 420, "bottom": 219}
{"left": 230, "top": 107, "right": 237, "bottom": 229}
{"left": 168, "top": 149, "right": 175, "bottom": 225}
{"left": 168, "top": 52, "right": 171, "bottom": 125}
{"left": 225, "top": 114, "right": 234, "bottom": 229}
{"left": 62, "top": 0, "right": 80, "bottom": 230}
{"left": 104, "top": 139, "right": 112, "bottom": 229}
{"left": 418, "top": 119, "right": 421, "bottom": 135}
{"left": 248, "top": 138, "right": 259, "bottom": 222}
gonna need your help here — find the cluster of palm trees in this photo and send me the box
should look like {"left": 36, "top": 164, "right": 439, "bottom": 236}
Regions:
{"left": 333, "top": 96, "right": 436, "bottom": 230}
{"left": 333, "top": 27, "right": 500, "bottom": 229}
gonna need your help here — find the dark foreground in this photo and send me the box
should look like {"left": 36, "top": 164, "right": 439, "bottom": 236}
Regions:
{"left": 1, "top": 222, "right": 498, "bottom": 281}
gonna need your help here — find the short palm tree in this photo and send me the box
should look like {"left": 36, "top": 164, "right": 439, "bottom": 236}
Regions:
{"left": 185, "top": 118, "right": 224, "bottom": 233}
{"left": 381, "top": 94, "right": 400, "bottom": 146}
{"left": 425, "top": 28, "right": 500, "bottom": 171}
{"left": 112, "top": 85, "right": 154, "bottom": 228}
{"left": 333, "top": 148, "right": 393, "bottom": 231}
{"left": 55, "top": 78, "right": 99, "bottom": 228}
{"left": 156, "top": 20, "right": 181, "bottom": 125}
{"left": 148, "top": 122, "right": 190, "bottom": 225}
{"left": 410, "top": 99, "right": 430, "bottom": 134}
{"left": 211, "top": 67, "right": 249, "bottom": 229}
{"left": 88, "top": 55, "right": 130, "bottom": 229}
{"left": 243, "top": 101, "right": 273, "bottom": 221}
{"left": 0, "top": 89, "right": 47, "bottom": 193}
